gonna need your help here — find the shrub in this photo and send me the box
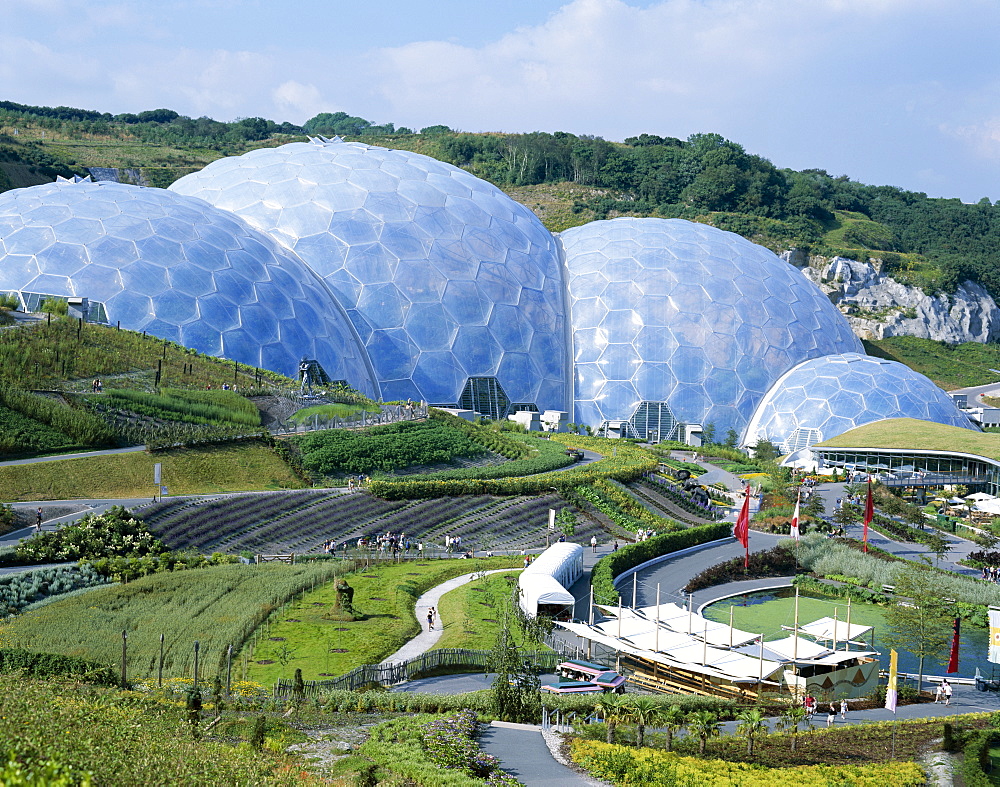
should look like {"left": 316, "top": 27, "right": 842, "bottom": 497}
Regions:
{"left": 15, "top": 506, "right": 166, "bottom": 563}
{"left": 592, "top": 523, "right": 732, "bottom": 604}
{"left": 0, "top": 648, "right": 116, "bottom": 686}
{"left": 683, "top": 545, "right": 798, "bottom": 593}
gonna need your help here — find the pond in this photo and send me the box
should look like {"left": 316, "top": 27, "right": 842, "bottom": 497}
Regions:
{"left": 703, "top": 587, "right": 995, "bottom": 681}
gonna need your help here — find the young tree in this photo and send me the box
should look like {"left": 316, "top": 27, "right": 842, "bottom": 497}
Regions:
{"left": 487, "top": 610, "right": 541, "bottom": 723}
{"left": 661, "top": 704, "right": 686, "bottom": 752}
{"left": 700, "top": 422, "right": 716, "bottom": 445}
{"left": 924, "top": 530, "right": 953, "bottom": 566}
{"left": 752, "top": 439, "right": 779, "bottom": 463}
{"left": 735, "top": 708, "right": 768, "bottom": 757}
{"left": 832, "top": 501, "right": 861, "bottom": 531}
{"left": 883, "top": 562, "right": 953, "bottom": 695}
{"left": 723, "top": 428, "right": 739, "bottom": 449}
{"left": 623, "top": 696, "right": 660, "bottom": 748}
{"left": 685, "top": 710, "right": 721, "bottom": 755}
{"left": 555, "top": 507, "right": 577, "bottom": 537}
{"left": 774, "top": 704, "right": 809, "bottom": 752}
{"left": 594, "top": 693, "right": 628, "bottom": 745}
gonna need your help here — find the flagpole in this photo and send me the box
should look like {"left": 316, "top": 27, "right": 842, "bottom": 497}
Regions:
{"left": 863, "top": 476, "right": 874, "bottom": 553}
{"left": 655, "top": 583, "right": 661, "bottom": 652}
{"left": 729, "top": 605, "right": 734, "bottom": 649}
{"left": 793, "top": 587, "right": 800, "bottom": 697}
{"left": 846, "top": 598, "right": 852, "bottom": 653}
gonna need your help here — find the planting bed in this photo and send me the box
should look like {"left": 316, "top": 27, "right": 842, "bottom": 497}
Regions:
{"left": 138, "top": 489, "right": 614, "bottom": 555}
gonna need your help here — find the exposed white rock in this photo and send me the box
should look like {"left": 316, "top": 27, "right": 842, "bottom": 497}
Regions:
{"left": 798, "top": 255, "right": 1000, "bottom": 344}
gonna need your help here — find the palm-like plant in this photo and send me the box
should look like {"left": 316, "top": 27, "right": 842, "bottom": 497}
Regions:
{"left": 595, "top": 693, "right": 628, "bottom": 745}
{"left": 735, "top": 708, "right": 768, "bottom": 757}
{"left": 685, "top": 710, "right": 720, "bottom": 756}
{"left": 661, "top": 704, "right": 686, "bottom": 752}
{"left": 774, "top": 704, "right": 809, "bottom": 752}
{"left": 624, "top": 696, "right": 661, "bottom": 748}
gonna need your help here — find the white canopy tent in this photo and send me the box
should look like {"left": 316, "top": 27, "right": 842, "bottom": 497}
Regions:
{"left": 518, "top": 542, "right": 584, "bottom": 618}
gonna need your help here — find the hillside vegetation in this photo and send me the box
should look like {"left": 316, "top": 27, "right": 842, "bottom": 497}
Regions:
{"left": 863, "top": 336, "right": 1000, "bottom": 389}
{"left": 4, "top": 101, "right": 1000, "bottom": 302}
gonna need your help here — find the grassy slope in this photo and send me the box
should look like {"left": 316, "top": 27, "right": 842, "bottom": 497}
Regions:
{"left": 433, "top": 569, "right": 536, "bottom": 651}
{"left": 863, "top": 336, "right": 1000, "bottom": 390}
{"left": 0, "top": 440, "right": 304, "bottom": 500}
{"left": 247, "top": 557, "right": 521, "bottom": 683}
{"left": 814, "top": 417, "right": 1000, "bottom": 460}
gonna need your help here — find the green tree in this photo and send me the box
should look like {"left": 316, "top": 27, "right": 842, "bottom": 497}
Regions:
{"left": 832, "top": 501, "right": 861, "bottom": 531}
{"left": 623, "top": 696, "right": 660, "bottom": 748}
{"left": 487, "top": 611, "right": 541, "bottom": 723}
{"left": 700, "top": 422, "right": 716, "bottom": 445}
{"left": 774, "top": 704, "right": 808, "bottom": 752}
{"left": 735, "top": 708, "right": 768, "bottom": 756}
{"left": 555, "top": 507, "right": 577, "bottom": 537}
{"left": 882, "top": 561, "right": 953, "bottom": 695}
{"left": 924, "top": 530, "right": 953, "bottom": 566}
{"left": 661, "top": 704, "right": 686, "bottom": 752}
{"left": 594, "top": 693, "right": 628, "bottom": 745}
{"left": 723, "top": 429, "right": 739, "bottom": 449}
{"left": 685, "top": 710, "right": 721, "bottom": 755}
{"left": 752, "top": 439, "right": 779, "bottom": 462}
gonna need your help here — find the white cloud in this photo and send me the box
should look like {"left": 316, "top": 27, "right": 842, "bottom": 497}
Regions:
{"left": 272, "top": 81, "right": 325, "bottom": 121}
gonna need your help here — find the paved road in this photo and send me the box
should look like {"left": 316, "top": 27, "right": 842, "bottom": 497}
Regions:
{"left": 0, "top": 445, "right": 146, "bottom": 468}
{"left": 479, "top": 723, "right": 603, "bottom": 787}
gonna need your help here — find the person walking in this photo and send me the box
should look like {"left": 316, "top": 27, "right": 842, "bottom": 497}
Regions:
{"left": 827, "top": 702, "right": 837, "bottom": 727}
{"left": 590, "top": 535, "right": 598, "bottom": 553}
{"left": 934, "top": 682, "right": 944, "bottom": 704}
{"left": 426, "top": 608, "right": 434, "bottom": 630}
{"left": 35, "top": 507, "right": 43, "bottom": 531}
{"left": 840, "top": 698, "right": 848, "bottom": 720}
{"left": 942, "top": 679, "right": 953, "bottom": 706}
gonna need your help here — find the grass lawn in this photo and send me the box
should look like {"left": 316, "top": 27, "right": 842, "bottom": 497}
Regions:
{"left": 0, "top": 440, "right": 305, "bottom": 500}
{"left": 248, "top": 557, "right": 521, "bottom": 684}
{"left": 434, "top": 569, "right": 542, "bottom": 651}
{"left": 814, "top": 417, "right": 1000, "bottom": 461}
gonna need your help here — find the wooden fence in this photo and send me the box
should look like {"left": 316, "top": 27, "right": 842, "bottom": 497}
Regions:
{"left": 273, "top": 648, "right": 560, "bottom": 696}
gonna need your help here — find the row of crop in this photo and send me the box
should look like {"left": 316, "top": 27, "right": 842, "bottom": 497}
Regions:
{"left": 146, "top": 491, "right": 310, "bottom": 543}
{"left": 592, "top": 522, "right": 734, "bottom": 604}
{"left": 370, "top": 433, "right": 658, "bottom": 499}
{"left": 641, "top": 474, "right": 723, "bottom": 519}
{"left": 3, "top": 561, "right": 342, "bottom": 679}
{"left": 293, "top": 418, "right": 487, "bottom": 475}
{"left": 90, "top": 387, "right": 259, "bottom": 427}
{"left": 0, "top": 386, "right": 116, "bottom": 447}
{"left": 427, "top": 408, "right": 532, "bottom": 459}
{"left": 0, "top": 564, "right": 109, "bottom": 616}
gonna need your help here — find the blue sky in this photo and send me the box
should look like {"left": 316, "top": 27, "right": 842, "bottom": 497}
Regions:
{"left": 4, "top": 0, "right": 1000, "bottom": 202}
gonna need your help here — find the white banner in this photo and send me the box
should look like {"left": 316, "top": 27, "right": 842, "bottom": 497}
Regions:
{"left": 989, "top": 607, "right": 1000, "bottom": 664}
{"left": 548, "top": 508, "right": 556, "bottom": 530}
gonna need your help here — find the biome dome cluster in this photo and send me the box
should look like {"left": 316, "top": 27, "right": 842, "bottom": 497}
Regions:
{"left": 0, "top": 140, "right": 974, "bottom": 448}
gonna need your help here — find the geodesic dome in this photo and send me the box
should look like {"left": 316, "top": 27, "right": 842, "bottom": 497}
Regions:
{"left": 169, "top": 139, "right": 569, "bottom": 413}
{"left": 0, "top": 180, "right": 377, "bottom": 391}
{"left": 742, "top": 353, "right": 977, "bottom": 453}
{"left": 560, "top": 217, "right": 864, "bottom": 439}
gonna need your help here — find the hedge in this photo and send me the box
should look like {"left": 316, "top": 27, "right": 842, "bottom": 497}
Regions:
{"left": 592, "top": 522, "right": 733, "bottom": 604}
{"left": 0, "top": 647, "right": 117, "bottom": 686}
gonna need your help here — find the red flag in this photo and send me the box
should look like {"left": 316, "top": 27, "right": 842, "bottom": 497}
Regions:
{"left": 734, "top": 484, "right": 751, "bottom": 568}
{"left": 862, "top": 477, "right": 874, "bottom": 553}
{"left": 790, "top": 491, "right": 801, "bottom": 541}
{"left": 948, "top": 617, "right": 961, "bottom": 673}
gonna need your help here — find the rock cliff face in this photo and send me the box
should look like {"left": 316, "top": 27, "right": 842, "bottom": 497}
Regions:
{"left": 787, "top": 254, "right": 1000, "bottom": 344}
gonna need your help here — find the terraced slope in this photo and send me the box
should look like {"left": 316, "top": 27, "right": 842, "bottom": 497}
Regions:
{"left": 136, "top": 490, "right": 612, "bottom": 554}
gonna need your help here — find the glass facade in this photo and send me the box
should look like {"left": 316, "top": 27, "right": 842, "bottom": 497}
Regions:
{"left": 744, "top": 353, "right": 977, "bottom": 452}
{"left": 561, "top": 218, "right": 863, "bottom": 436}
{"left": 170, "top": 140, "right": 569, "bottom": 411}
{"left": 815, "top": 447, "right": 1000, "bottom": 496}
{"left": 0, "top": 180, "right": 377, "bottom": 392}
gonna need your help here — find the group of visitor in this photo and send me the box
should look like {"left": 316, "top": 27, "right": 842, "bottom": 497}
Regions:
{"left": 934, "top": 678, "right": 953, "bottom": 705}
{"left": 983, "top": 565, "right": 1000, "bottom": 583}
{"left": 634, "top": 528, "right": 657, "bottom": 542}
{"left": 803, "top": 695, "right": 848, "bottom": 725}
{"left": 346, "top": 476, "right": 370, "bottom": 491}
